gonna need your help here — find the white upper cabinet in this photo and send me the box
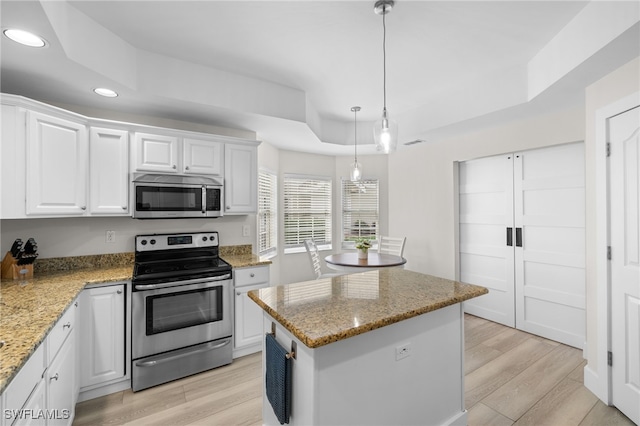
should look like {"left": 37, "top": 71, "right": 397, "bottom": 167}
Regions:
{"left": 26, "top": 110, "right": 88, "bottom": 216}
{"left": 224, "top": 143, "right": 257, "bottom": 214}
{"left": 133, "top": 132, "right": 179, "bottom": 173}
{"left": 89, "top": 127, "right": 129, "bottom": 215}
{"left": 183, "top": 137, "right": 224, "bottom": 176}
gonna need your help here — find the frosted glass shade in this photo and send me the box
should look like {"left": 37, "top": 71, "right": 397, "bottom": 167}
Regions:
{"left": 373, "top": 113, "right": 398, "bottom": 153}
{"left": 350, "top": 161, "right": 362, "bottom": 181}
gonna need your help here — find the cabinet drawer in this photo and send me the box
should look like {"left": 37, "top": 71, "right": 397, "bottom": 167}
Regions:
{"left": 48, "top": 300, "right": 77, "bottom": 365}
{"left": 4, "top": 342, "right": 45, "bottom": 415}
{"left": 234, "top": 266, "right": 269, "bottom": 287}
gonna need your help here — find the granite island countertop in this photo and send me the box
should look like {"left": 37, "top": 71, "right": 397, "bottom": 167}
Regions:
{"left": 248, "top": 268, "right": 488, "bottom": 349}
{"left": 0, "top": 247, "right": 269, "bottom": 394}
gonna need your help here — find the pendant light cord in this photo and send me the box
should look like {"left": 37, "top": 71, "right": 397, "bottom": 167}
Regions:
{"left": 382, "top": 8, "right": 387, "bottom": 112}
{"left": 354, "top": 108, "right": 358, "bottom": 162}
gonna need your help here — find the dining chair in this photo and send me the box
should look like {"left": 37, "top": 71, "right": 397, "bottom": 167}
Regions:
{"left": 377, "top": 236, "right": 407, "bottom": 257}
{"left": 304, "top": 239, "right": 343, "bottom": 279}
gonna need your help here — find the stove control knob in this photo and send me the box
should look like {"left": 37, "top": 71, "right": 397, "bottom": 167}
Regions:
{"left": 150, "top": 239, "right": 156, "bottom": 245}
{"left": 210, "top": 235, "right": 216, "bottom": 242}
{"left": 140, "top": 239, "right": 147, "bottom": 246}
{"left": 202, "top": 236, "right": 208, "bottom": 241}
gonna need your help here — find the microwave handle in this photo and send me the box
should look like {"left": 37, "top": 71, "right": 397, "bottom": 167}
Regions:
{"left": 202, "top": 186, "right": 206, "bottom": 214}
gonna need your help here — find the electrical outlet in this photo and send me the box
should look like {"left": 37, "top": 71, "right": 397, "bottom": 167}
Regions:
{"left": 106, "top": 230, "right": 116, "bottom": 243}
{"left": 242, "top": 225, "right": 250, "bottom": 237}
{"left": 395, "top": 343, "right": 412, "bottom": 361}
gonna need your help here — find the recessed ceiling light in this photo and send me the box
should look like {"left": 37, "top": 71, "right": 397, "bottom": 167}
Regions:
{"left": 3, "top": 28, "right": 47, "bottom": 48}
{"left": 93, "top": 88, "right": 118, "bottom": 98}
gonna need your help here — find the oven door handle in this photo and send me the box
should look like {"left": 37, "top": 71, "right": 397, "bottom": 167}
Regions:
{"left": 134, "top": 338, "right": 231, "bottom": 367}
{"left": 134, "top": 273, "right": 231, "bottom": 290}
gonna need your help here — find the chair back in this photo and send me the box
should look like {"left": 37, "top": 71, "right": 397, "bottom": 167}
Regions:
{"left": 304, "top": 239, "right": 323, "bottom": 279}
{"left": 378, "top": 236, "right": 406, "bottom": 257}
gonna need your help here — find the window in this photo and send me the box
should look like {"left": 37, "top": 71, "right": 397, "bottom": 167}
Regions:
{"left": 257, "top": 170, "right": 277, "bottom": 258}
{"left": 283, "top": 174, "right": 332, "bottom": 253}
{"left": 342, "top": 178, "right": 379, "bottom": 248}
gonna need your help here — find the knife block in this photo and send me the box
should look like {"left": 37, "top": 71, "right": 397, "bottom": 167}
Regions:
{"left": 1, "top": 252, "right": 34, "bottom": 280}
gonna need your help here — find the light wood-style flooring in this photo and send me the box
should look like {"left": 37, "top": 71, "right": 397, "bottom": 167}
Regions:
{"left": 74, "top": 315, "right": 635, "bottom": 425}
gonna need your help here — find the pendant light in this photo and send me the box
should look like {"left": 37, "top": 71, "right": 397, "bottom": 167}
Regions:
{"left": 373, "top": 0, "right": 398, "bottom": 154}
{"left": 350, "top": 106, "right": 362, "bottom": 182}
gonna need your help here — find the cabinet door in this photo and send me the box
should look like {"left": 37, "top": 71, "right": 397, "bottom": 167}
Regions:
{"left": 26, "top": 111, "right": 88, "bottom": 215}
{"left": 46, "top": 332, "right": 75, "bottom": 426}
{"left": 235, "top": 281, "right": 269, "bottom": 350}
{"left": 134, "top": 132, "right": 179, "bottom": 173}
{"left": 89, "top": 127, "right": 129, "bottom": 215}
{"left": 183, "top": 138, "right": 223, "bottom": 175}
{"left": 80, "top": 285, "right": 125, "bottom": 389}
{"left": 14, "top": 379, "right": 46, "bottom": 426}
{"left": 224, "top": 144, "right": 257, "bottom": 214}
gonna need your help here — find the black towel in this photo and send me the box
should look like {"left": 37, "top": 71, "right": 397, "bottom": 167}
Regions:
{"left": 265, "top": 333, "right": 292, "bottom": 424}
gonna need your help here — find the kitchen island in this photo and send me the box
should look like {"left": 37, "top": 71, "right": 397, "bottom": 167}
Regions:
{"left": 249, "top": 268, "right": 487, "bottom": 426}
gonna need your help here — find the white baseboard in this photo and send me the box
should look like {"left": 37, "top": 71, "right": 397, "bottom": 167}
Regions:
{"left": 78, "top": 380, "right": 131, "bottom": 402}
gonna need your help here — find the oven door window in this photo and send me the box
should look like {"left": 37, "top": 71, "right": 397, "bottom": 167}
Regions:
{"left": 136, "top": 185, "right": 203, "bottom": 212}
{"left": 146, "top": 286, "right": 223, "bottom": 335}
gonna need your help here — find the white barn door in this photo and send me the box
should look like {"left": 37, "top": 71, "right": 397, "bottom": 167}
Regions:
{"left": 459, "top": 154, "right": 515, "bottom": 327}
{"left": 514, "top": 143, "right": 586, "bottom": 348}
{"left": 609, "top": 106, "right": 640, "bottom": 425}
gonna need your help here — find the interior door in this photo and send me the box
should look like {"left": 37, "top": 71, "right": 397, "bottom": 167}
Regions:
{"left": 459, "top": 154, "right": 515, "bottom": 327}
{"left": 514, "top": 143, "right": 586, "bottom": 348}
{"left": 609, "top": 106, "right": 640, "bottom": 424}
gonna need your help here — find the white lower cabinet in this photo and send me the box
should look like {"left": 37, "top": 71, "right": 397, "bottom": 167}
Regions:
{"left": 1, "top": 298, "right": 78, "bottom": 426}
{"left": 234, "top": 266, "right": 270, "bottom": 357}
{"left": 14, "top": 378, "right": 45, "bottom": 426}
{"left": 46, "top": 332, "right": 75, "bottom": 426}
{"left": 78, "top": 284, "right": 127, "bottom": 400}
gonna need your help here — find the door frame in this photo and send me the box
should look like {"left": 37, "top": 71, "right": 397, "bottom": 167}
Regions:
{"left": 588, "top": 90, "right": 640, "bottom": 403}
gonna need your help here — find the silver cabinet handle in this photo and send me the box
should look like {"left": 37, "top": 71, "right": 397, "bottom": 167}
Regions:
{"left": 185, "top": 166, "right": 190, "bottom": 170}
{"left": 63, "top": 322, "right": 71, "bottom": 329}
{"left": 237, "top": 292, "right": 241, "bottom": 296}
{"left": 250, "top": 273, "right": 255, "bottom": 278}
{"left": 117, "top": 289, "right": 123, "bottom": 294}
{"left": 122, "top": 206, "right": 127, "bottom": 210}
{"left": 81, "top": 206, "right": 86, "bottom": 210}
{"left": 50, "top": 373, "right": 59, "bottom": 381}
{"left": 74, "top": 301, "right": 78, "bottom": 307}
{"left": 172, "top": 165, "right": 177, "bottom": 169}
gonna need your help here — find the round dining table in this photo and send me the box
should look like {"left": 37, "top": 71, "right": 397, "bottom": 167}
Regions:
{"left": 324, "top": 252, "right": 406, "bottom": 271}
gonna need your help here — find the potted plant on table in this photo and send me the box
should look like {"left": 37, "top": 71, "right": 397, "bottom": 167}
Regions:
{"left": 355, "top": 238, "right": 372, "bottom": 260}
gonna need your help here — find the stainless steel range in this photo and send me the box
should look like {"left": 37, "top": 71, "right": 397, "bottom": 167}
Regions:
{"left": 131, "top": 231, "right": 233, "bottom": 392}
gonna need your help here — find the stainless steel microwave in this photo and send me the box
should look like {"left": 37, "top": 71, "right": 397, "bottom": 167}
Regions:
{"left": 132, "top": 174, "right": 223, "bottom": 219}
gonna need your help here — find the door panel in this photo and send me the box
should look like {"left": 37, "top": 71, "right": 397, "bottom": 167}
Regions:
{"left": 610, "top": 106, "right": 640, "bottom": 425}
{"left": 515, "top": 143, "right": 586, "bottom": 348}
{"left": 459, "top": 154, "right": 515, "bottom": 326}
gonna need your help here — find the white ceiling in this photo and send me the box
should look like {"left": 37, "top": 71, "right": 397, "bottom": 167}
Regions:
{"left": 1, "top": 1, "right": 639, "bottom": 155}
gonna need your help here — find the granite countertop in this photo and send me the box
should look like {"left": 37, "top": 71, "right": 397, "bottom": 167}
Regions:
{"left": 248, "top": 268, "right": 488, "bottom": 349}
{"left": 0, "top": 246, "right": 269, "bottom": 394}
{"left": 0, "top": 265, "right": 132, "bottom": 394}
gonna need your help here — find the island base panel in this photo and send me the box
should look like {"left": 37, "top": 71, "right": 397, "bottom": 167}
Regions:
{"left": 261, "top": 303, "right": 467, "bottom": 426}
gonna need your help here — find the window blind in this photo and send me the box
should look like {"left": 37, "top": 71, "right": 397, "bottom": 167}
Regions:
{"left": 342, "top": 178, "right": 379, "bottom": 247}
{"left": 283, "top": 174, "right": 332, "bottom": 252}
{"left": 258, "top": 170, "right": 277, "bottom": 257}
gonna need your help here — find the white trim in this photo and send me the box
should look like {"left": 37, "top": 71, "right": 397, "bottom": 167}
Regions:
{"left": 591, "top": 90, "right": 640, "bottom": 404}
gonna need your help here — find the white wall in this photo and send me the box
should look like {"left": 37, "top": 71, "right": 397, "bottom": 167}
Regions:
{"left": 388, "top": 106, "right": 585, "bottom": 279}
{"left": 0, "top": 215, "right": 255, "bottom": 259}
{"left": 584, "top": 56, "right": 640, "bottom": 379}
